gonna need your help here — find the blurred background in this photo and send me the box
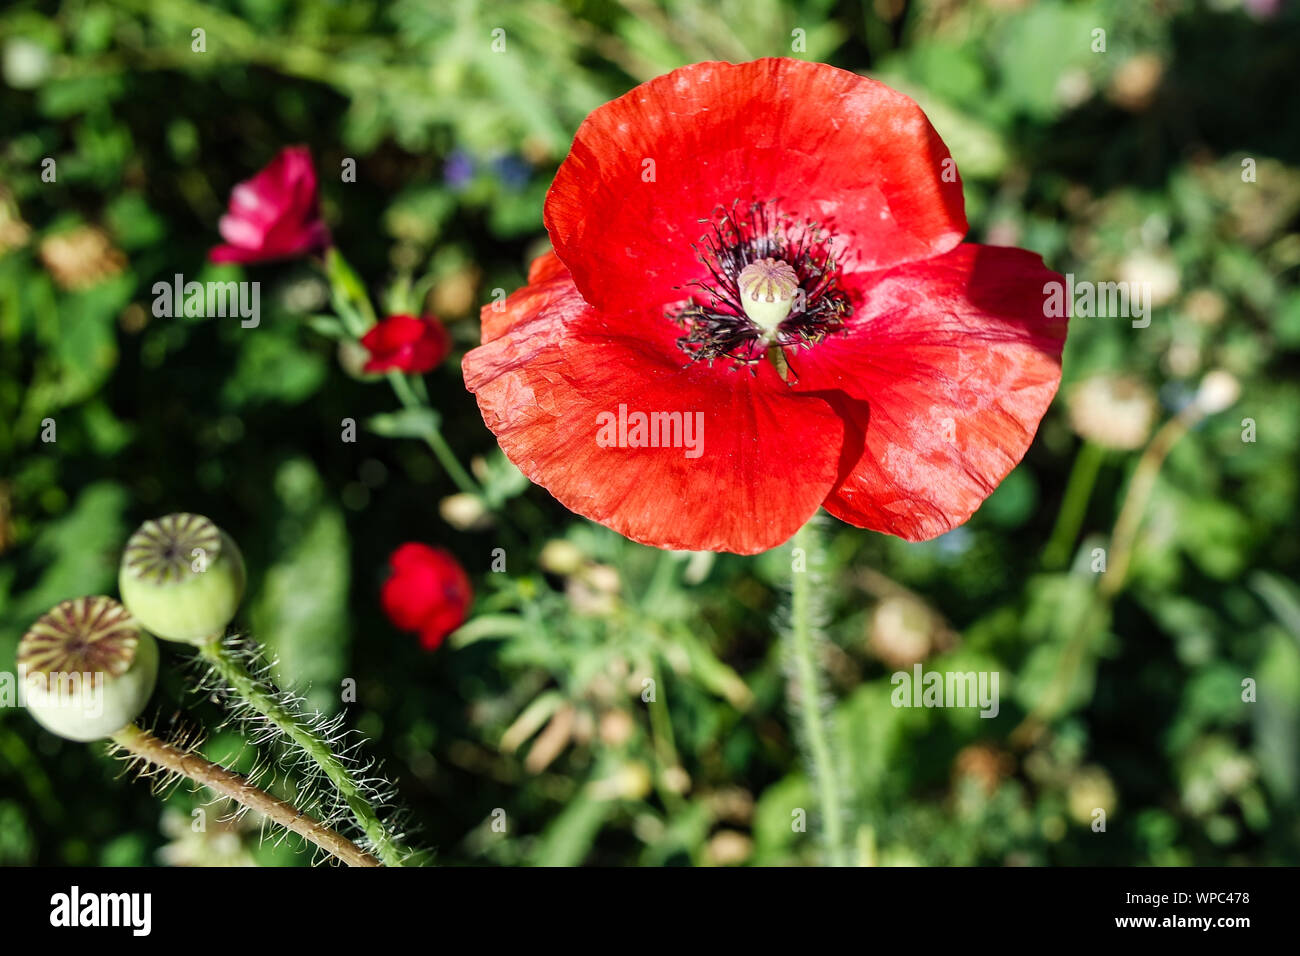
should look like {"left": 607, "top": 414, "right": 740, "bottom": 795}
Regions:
{"left": 1, "top": 0, "right": 1298, "bottom": 866}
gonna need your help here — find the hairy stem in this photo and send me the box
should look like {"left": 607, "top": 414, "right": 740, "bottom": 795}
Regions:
{"left": 198, "top": 638, "right": 409, "bottom": 867}
{"left": 110, "top": 723, "right": 379, "bottom": 867}
{"left": 785, "top": 520, "right": 848, "bottom": 866}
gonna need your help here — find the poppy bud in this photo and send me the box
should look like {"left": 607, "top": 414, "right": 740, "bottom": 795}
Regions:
{"left": 20, "top": 597, "right": 159, "bottom": 742}
{"left": 119, "top": 513, "right": 246, "bottom": 644}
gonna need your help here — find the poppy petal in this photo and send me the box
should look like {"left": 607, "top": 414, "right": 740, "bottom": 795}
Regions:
{"left": 790, "top": 244, "right": 1067, "bottom": 541}
{"left": 527, "top": 250, "right": 567, "bottom": 284}
{"left": 480, "top": 254, "right": 575, "bottom": 344}
{"left": 463, "top": 275, "right": 847, "bottom": 554}
{"left": 545, "top": 58, "right": 967, "bottom": 317}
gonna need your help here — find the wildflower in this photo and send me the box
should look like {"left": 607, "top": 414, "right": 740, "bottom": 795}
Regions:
{"left": 380, "top": 543, "right": 472, "bottom": 651}
{"left": 1194, "top": 370, "right": 1241, "bottom": 415}
{"left": 209, "top": 146, "right": 330, "bottom": 264}
{"left": 360, "top": 314, "right": 451, "bottom": 374}
{"left": 463, "top": 59, "right": 1067, "bottom": 553}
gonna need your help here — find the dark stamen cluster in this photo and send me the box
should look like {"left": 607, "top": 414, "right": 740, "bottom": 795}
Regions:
{"left": 672, "top": 201, "right": 852, "bottom": 374}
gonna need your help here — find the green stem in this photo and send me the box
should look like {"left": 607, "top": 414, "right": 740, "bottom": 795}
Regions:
{"left": 642, "top": 548, "right": 680, "bottom": 609}
{"left": 1042, "top": 440, "right": 1105, "bottom": 570}
{"left": 386, "top": 371, "right": 483, "bottom": 498}
{"left": 786, "top": 520, "right": 848, "bottom": 866}
{"left": 320, "top": 248, "right": 485, "bottom": 502}
{"left": 1103, "top": 411, "right": 1196, "bottom": 597}
{"left": 645, "top": 659, "right": 686, "bottom": 814}
{"left": 198, "top": 638, "right": 408, "bottom": 867}
{"left": 1013, "top": 407, "right": 1204, "bottom": 747}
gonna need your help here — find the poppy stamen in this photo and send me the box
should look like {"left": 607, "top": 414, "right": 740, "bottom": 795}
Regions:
{"left": 672, "top": 201, "right": 852, "bottom": 374}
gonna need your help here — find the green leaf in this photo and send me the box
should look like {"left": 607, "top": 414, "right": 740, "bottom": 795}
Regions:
{"left": 449, "top": 614, "right": 529, "bottom": 647}
{"left": 221, "top": 328, "right": 327, "bottom": 407}
{"left": 476, "top": 448, "right": 530, "bottom": 507}
{"left": 528, "top": 761, "right": 620, "bottom": 867}
{"left": 366, "top": 406, "right": 441, "bottom": 439}
{"left": 251, "top": 458, "right": 350, "bottom": 715}
{"left": 304, "top": 314, "right": 347, "bottom": 340}
{"left": 324, "top": 247, "right": 375, "bottom": 326}
{"left": 0, "top": 481, "right": 127, "bottom": 653}
{"left": 1252, "top": 571, "right": 1300, "bottom": 644}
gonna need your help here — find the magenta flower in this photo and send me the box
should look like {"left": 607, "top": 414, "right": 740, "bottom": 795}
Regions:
{"left": 209, "top": 146, "right": 330, "bottom": 264}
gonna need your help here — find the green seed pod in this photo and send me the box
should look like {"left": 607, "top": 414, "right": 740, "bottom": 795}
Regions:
{"left": 19, "top": 597, "right": 159, "bottom": 742}
{"left": 119, "top": 513, "right": 246, "bottom": 644}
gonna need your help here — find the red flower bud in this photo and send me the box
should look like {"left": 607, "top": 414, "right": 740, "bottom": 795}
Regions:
{"left": 380, "top": 543, "right": 472, "bottom": 651}
{"left": 360, "top": 314, "right": 452, "bottom": 374}
{"left": 209, "top": 146, "right": 330, "bottom": 265}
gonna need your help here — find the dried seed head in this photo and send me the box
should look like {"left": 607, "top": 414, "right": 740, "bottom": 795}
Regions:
{"left": 119, "top": 513, "right": 246, "bottom": 644}
{"left": 19, "top": 597, "right": 159, "bottom": 741}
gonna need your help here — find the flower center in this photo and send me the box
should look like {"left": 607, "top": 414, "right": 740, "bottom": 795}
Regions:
{"left": 672, "top": 201, "right": 852, "bottom": 380}
{"left": 737, "top": 258, "right": 799, "bottom": 338}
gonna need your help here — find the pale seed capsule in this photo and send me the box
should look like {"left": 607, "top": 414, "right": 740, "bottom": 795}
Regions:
{"left": 19, "top": 597, "right": 159, "bottom": 741}
{"left": 119, "top": 513, "right": 246, "bottom": 644}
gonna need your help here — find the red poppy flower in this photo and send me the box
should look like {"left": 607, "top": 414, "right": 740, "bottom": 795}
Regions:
{"left": 360, "top": 314, "right": 452, "bottom": 374}
{"left": 462, "top": 59, "right": 1068, "bottom": 555}
{"left": 380, "top": 543, "right": 472, "bottom": 651}
{"left": 209, "top": 146, "right": 330, "bottom": 264}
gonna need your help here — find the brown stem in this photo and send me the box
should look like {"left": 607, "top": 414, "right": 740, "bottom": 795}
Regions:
{"left": 110, "top": 723, "right": 380, "bottom": 867}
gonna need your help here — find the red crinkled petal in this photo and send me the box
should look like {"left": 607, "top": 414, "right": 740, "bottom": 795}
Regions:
{"left": 527, "top": 249, "right": 567, "bottom": 284}
{"left": 480, "top": 253, "right": 571, "bottom": 344}
{"left": 463, "top": 274, "right": 847, "bottom": 554}
{"left": 788, "top": 243, "right": 1067, "bottom": 541}
{"left": 545, "top": 58, "right": 967, "bottom": 316}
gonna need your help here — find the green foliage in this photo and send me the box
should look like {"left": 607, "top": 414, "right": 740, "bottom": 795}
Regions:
{"left": 0, "top": 0, "right": 1296, "bottom": 867}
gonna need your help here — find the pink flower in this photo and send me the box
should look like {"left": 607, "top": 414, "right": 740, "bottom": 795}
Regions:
{"left": 209, "top": 146, "right": 330, "bottom": 264}
{"left": 361, "top": 314, "right": 452, "bottom": 374}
